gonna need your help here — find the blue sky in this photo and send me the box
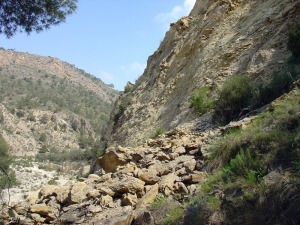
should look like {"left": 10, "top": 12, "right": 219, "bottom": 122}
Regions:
{"left": 0, "top": 0, "right": 196, "bottom": 90}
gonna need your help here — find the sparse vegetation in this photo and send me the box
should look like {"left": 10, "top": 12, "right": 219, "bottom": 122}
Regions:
{"left": 287, "top": 24, "right": 300, "bottom": 58}
{"left": 0, "top": 69, "right": 114, "bottom": 132}
{"left": 0, "top": 135, "right": 17, "bottom": 194}
{"left": 184, "top": 89, "right": 300, "bottom": 224}
{"left": 155, "top": 128, "right": 165, "bottom": 137}
{"left": 189, "top": 87, "right": 214, "bottom": 115}
{"left": 214, "top": 75, "right": 258, "bottom": 124}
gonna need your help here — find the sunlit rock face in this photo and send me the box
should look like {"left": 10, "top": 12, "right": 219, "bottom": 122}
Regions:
{"left": 105, "top": 0, "right": 300, "bottom": 147}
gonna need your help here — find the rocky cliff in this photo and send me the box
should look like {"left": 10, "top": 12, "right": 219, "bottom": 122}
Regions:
{"left": 106, "top": 0, "right": 300, "bottom": 147}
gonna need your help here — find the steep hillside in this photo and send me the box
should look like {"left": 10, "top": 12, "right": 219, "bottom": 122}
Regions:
{"left": 0, "top": 49, "right": 119, "bottom": 156}
{"left": 105, "top": 0, "right": 300, "bottom": 147}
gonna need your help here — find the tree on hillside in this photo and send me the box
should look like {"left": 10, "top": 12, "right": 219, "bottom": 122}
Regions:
{"left": 0, "top": 135, "right": 13, "bottom": 202}
{"left": 0, "top": 0, "right": 78, "bottom": 38}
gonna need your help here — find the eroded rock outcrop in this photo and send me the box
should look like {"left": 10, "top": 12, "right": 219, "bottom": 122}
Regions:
{"left": 105, "top": 0, "right": 300, "bottom": 147}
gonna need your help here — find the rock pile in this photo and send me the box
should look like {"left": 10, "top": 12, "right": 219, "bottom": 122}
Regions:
{"left": 2, "top": 128, "right": 214, "bottom": 225}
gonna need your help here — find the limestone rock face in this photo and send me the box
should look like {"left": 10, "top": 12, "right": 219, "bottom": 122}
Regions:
{"left": 105, "top": 0, "right": 300, "bottom": 147}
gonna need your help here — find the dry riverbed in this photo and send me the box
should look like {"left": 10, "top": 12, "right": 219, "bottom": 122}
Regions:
{"left": 1, "top": 158, "right": 77, "bottom": 204}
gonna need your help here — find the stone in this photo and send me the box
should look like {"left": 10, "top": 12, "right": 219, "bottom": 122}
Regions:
{"left": 263, "top": 171, "right": 284, "bottom": 186}
{"left": 159, "top": 173, "right": 178, "bottom": 192}
{"left": 132, "top": 152, "right": 144, "bottom": 162}
{"left": 139, "top": 169, "right": 160, "bottom": 185}
{"left": 87, "top": 189, "right": 101, "bottom": 199}
{"left": 87, "top": 174, "right": 101, "bottom": 182}
{"left": 30, "top": 204, "right": 52, "bottom": 216}
{"left": 122, "top": 193, "right": 138, "bottom": 206}
{"left": 97, "top": 186, "right": 115, "bottom": 197}
{"left": 89, "top": 206, "right": 134, "bottom": 225}
{"left": 136, "top": 184, "right": 159, "bottom": 209}
{"left": 97, "top": 150, "right": 128, "bottom": 173}
{"left": 70, "top": 182, "right": 91, "bottom": 203}
{"left": 175, "top": 182, "right": 189, "bottom": 194}
{"left": 173, "top": 146, "right": 186, "bottom": 155}
{"left": 183, "top": 159, "right": 196, "bottom": 172}
{"left": 26, "top": 190, "right": 40, "bottom": 204}
{"left": 55, "top": 185, "right": 71, "bottom": 204}
{"left": 39, "top": 185, "right": 57, "bottom": 199}
{"left": 187, "top": 184, "right": 197, "bottom": 195}
{"left": 111, "top": 177, "right": 145, "bottom": 196}
{"left": 118, "top": 145, "right": 130, "bottom": 153}
{"left": 181, "top": 171, "right": 207, "bottom": 184}
{"left": 156, "top": 151, "right": 170, "bottom": 161}
{"left": 31, "top": 213, "right": 45, "bottom": 223}
{"left": 80, "top": 165, "right": 91, "bottom": 177}
{"left": 88, "top": 205, "right": 102, "bottom": 213}
{"left": 133, "top": 211, "right": 155, "bottom": 225}
{"left": 100, "top": 194, "right": 114, "bottom": 208}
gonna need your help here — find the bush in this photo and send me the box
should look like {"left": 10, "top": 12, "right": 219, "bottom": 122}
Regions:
{"left": 287, "top": 24, "right": 300, "bottom": 58}
{"left": 256, "top": 68, "right": 298, "bottom": 106}
{"left": 189, "top": 87, "right": 214, "bottom": 115}
{"left": 214, "top": 75, "right": 258, "bottom": 124}
{"left": 155, "top": 128, "right": 165, "bottom": 137}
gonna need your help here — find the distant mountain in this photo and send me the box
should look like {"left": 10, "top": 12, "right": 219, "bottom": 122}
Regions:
{"left": 0, "top": 49, "right": 119, "bottom": 157}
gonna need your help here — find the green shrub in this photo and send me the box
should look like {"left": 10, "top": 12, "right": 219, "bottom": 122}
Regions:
{"left": 189, "top": 87, "right": 214, "bottom": 115}
{"left": 163, "top": 207, "right": 184, "bottom": 225}
{"left": 287, "top": 24, "right": 300, "bottom": 58}
{"left": 124, "top": 82, "right": 134, "bottom": 93}
{"left": 39, "top": 133, "right": 47, "bottom": 142}
{"left": 214, "top": 75, "right": 258, "bottom": 124}
{"left": 256, "top": 68, "right": 298, "bottom": 106}
{"left": 155, "top": 128, "right": 165, "bottom": 137}
{"left": 47, "top": 179, "right": 58, "bottom": 185}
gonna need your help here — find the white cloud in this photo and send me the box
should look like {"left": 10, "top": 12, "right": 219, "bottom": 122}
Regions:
{"left": 155, "top": 0, "right": 196, "bottom": 28}
{"left": 121, "top": 62, "right": 146, "bottom": 76}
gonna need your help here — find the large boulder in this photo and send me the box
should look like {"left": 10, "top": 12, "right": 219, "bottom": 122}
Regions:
{"left": 138, "top": 169, "right": 160, "bottom": 185}
{"left": 97, "top": 150, "right": 128, "bottom": 173}
{"left": 111, "top": 177, "right": 145, "bottom": 197}
{"left": 136, "top": 184, "right": 159, "bottom": 209}
{"left": 30, "top": 204, "right": 52, "bottom": 216}
{"left": 70, "top": 182, "right": 92, "bottom": 203}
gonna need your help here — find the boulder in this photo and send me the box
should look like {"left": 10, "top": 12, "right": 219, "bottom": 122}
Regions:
{"left": 31, "top": 213, "right": 46, "bottom": 223}
{"left": 88, "top": 206, "right": 134, "bottom": 225}
{"left": 111, "top": 177, "right": 145, "bottom": 197}
{"left": 133, "top": 211, "right": 155, "bottom": 225}
{"left": 97, "top": 150, "right": 128, "bottom": 173}
{"left": 39, "top": 185, "right": 57, "bottom": 199}
{"left": 159, "top": 173, "right": 178, "bottom": 192}
{"left": 88, "top": 205, "right": 102, "bottom": 213}
{"left": 173, "top": 146, "right": 186, "bottom": 155}
{"left": 136, "top": 184, "right": 159, "bottom": 209}
{"left": 80, "top": 165, "right": 91, "bottom": 177}
{"left": 156, "top": 152, "right": 170, "bottom": 161}
{"left": 181, "top": 171, "right": 207, "bottom": 184}
{"left": 70, "top": 182, "right": 91, "bottom": 203}
{"left": 55, "top": 185, "right": 71, "bottom": 204}
{"left": 100, "top": 194, "right": 114, "bottom": 208}
{"left": 30, "top": 204, "right": 52, "bottom": 216}
{"left": 183, "top": 159, "right": 196, "bottom": 172}
{"left": 87, "top": 189, "right": 101, "bottom": 199}
{"left": 139, "top": 169, "right": 160, "bottom": 185}
{"left": 122, "top": 193, "right": 138, "bottom": 206}
{"left": 96, "top": 185, "right": 116, "bottom": 197}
